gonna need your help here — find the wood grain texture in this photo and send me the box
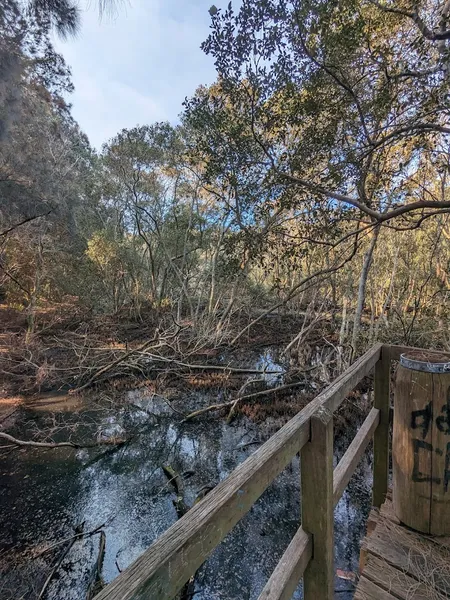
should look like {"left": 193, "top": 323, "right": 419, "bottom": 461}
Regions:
{"left": 354, "top": 576, "right": 398, "bottom": 600}
{"left": 385, "top": 344, "right": 423, "bottom": 362}
{"left": 393, "top": 366, "right": 433, "bottom": 533}
{"left": 373, "top": 346, "right": 391, "bottom": 508}
{"left": 301, "top": 406, "right": 334, "bottom": 600}
{"left": 94, "top": 345, "right": 382, "bottom": 600}
{"left": 430, "top": 372, "right": 450, "bottom": 535}
{"left": 363, "top": 519, "right": 450, "bottom": 596}
{"left": 334, "top": 407, "right": 380, "bottom": 506}
{"left": 257, "top": 527, "right": 312, "bottom": 600}
{"left": 356, "top": 496, "right": 450, "bottom": 600}
{"left": 393, "top": 366, "right": 450, "bottom": 535}
{"left": 362, "top": 554, "right": 432, "bottom": 599}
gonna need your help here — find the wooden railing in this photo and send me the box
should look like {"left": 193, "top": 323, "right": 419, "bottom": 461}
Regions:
{"left": 95, "top": 343, "right": 408, "bottom": 600}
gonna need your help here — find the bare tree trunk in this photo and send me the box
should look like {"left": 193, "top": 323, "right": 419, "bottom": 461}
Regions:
{"left": 26, "top": 236, "right": 44, "bottom": 341}
{"left": 374, "top": 245, "right": 399, "bottom": 340}
{"left": 350, "top": 226, "right": 380, "bottom": 358}
{"left": 339, "top": 295, "right": 348, "bottom": 347}
{"left": 208, "top": 224, "right": 227, "bottom": 315}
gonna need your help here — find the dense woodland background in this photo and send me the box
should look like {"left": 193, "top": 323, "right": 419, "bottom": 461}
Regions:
{"left": 1, "top": 0, "right": 450, "bottom": 392}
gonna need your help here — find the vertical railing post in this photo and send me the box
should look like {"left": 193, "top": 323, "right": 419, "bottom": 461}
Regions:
{"left": 372, "top": 345, "right": 391, "bottom": 508}
{"left": 301, "top": 406, "right": 334, "bottom": 600}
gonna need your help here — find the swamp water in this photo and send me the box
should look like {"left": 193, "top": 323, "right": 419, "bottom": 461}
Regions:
{"left": 0, "top": 348, "right": 372, "bottom": 599}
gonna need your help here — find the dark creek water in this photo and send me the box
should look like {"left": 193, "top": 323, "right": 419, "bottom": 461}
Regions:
{"left": 0, "top": 349, "right": 372, "bottom": 599}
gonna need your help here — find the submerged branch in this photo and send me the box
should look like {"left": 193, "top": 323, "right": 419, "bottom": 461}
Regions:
{"left": 35, "top": 522, "right": 110, "bottom": 557}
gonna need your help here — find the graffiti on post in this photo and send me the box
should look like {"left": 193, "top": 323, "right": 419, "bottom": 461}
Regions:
{"left": 410, "top": 389, "right": 450, "bottom": 492}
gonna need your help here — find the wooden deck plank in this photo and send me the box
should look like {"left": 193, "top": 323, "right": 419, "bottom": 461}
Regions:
{"left": 363, "top": 520, "right": 450, "bottom": 596}
{"left": 354, "top": 576, "right": 398, "bottom": 600}
{"left": 356, "top": 497, "right": 450, "bottom": 600}
{"left": 362, "top": 555, "right": 432, "bottom": 599}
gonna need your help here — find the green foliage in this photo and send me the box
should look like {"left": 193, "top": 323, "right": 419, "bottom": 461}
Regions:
{"left": 0, "top": 0, "right": 449, "bottom": 350}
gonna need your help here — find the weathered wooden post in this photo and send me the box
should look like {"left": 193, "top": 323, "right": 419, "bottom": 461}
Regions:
{"left": 301, "top": 406, "right": 334, "bottom": 600}
{"left": 393, "top": 349, "right": 450, "bottom": 535}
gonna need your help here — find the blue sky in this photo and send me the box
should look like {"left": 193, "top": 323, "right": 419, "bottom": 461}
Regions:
{"left": 53, "top": 1, "right": 218, "bottom": 150}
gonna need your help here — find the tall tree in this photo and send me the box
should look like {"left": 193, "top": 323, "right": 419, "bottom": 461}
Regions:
{"left": 184, "top": 0, "right": 450, "bottom": 346}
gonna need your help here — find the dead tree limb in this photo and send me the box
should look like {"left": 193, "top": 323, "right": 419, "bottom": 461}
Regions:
{"left": 86, "top": 531, "right": 106, "bottom": 600}
{"left": 162, "top": 465, "right": 196, "bottom": 600}
{"left": 70, "top": 332, "right": 162, "bottom": 393}
{"left": 182, "top": 380, "right": 305, "bottom": 422}
{"left": 0, "top": 431, "right": 128, "bottom": 450}
{"left": 226, "top": 377, "right": 261, "bottom": 424}
{"left": 0, "top": 210, "right": 53, "bottom": 237}
{"left": 162, "top": 465, "right": 189, "bottom": 518}
{"left": 38, "top": 524, "right": 84, "bottom": 599}
{"left": 142, "top": 352, "right": 285, "bottom": 375}
{"left": 35, "top": 522, "right": 109, "bottom": 558}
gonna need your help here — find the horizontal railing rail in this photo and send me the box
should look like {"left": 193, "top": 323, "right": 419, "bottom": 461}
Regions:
{"left": 95, "top": 343, "right": 413, "bottom": 600}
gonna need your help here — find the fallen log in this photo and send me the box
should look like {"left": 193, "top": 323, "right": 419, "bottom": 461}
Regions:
{"left": 162, "top": 464, "right": 196, "bottom": 600}
{"left": 162, "top": 465, "right": 189, "bottom": 519}
{"left": 182, "top": 380, "right": 305, "bottom": 422}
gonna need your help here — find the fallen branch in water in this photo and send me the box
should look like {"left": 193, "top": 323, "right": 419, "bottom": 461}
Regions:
{"left": 226, "top": 377, "right": 260, "bottom": 424}
{"left": 162, "top": 465, "right": 201, "bottom": 600}
{"left": 86, "top": 530, "right": 106, "bottom": 600}
{"left": 141, "top": 352, "right": 286, "bottom": 375}
{"left": 182, "top": 380, "right": 305, "bottom": 422}
{"left": 34, "top": 521, "right": 110, "bottom": 558}
{"left": 0, "top": 431, "right": 128, "bottom": 450}
{"left": 162, "top": 464, "right": 189, "bottom": 519}
{"left": 38, "top": 523, "right": 84, "bottom": 599}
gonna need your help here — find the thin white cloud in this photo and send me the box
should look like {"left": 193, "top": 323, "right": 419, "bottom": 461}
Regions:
{"left": 54, "top": 0, "right": 217, "bottom": 149}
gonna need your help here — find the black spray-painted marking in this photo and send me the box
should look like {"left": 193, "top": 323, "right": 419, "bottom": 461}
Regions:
{"left": 411, "top": 402, "right": 433, "bottom": 439}
{"left": 411, "top": 439, "right": 450, "bottom": 492}
{"left": 445, "top": 442, "right": 450, "bottom": 493}
{"left": 411, "top": 388, "right": 450, "bottom": 438}
{"left": 436, "top": 388, "right": 450, "bottom": 435}
{"left": 412, "top": 439, "right": 442, "bottom": 484}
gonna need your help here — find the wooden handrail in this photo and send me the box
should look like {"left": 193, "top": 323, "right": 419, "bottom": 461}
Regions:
{"left": 257, "top": 527, "right": 312, "bottom": 600}
{"left": 257, "top": 406, "right": 381, "bottom": 600}
{"left": 333, "top": 407, "right": 380, "bottom": 506}
{"left": 95, "top": 343, "right": 386, "bottom": 600}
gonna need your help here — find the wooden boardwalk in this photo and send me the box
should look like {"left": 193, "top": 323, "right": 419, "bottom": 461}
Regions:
{"left": 355, "top": 494, "right": 450, "bottom": 599}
